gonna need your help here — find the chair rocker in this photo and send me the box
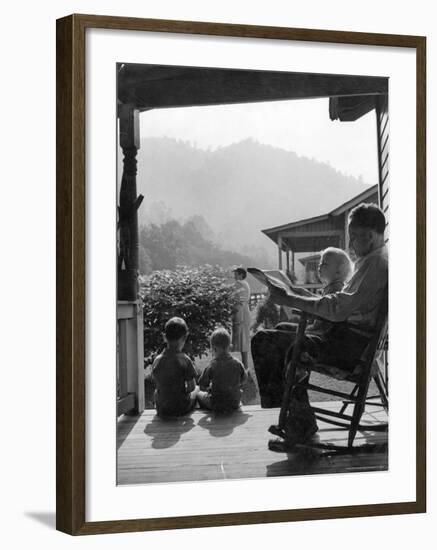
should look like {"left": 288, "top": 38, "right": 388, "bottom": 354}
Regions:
{"left": 269, "top": 286, "right": 388, "bottom": 452}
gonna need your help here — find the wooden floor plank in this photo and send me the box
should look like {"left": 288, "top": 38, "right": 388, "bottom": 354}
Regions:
{"left": 117, "top": 402, "right": 388, "bottom": 485}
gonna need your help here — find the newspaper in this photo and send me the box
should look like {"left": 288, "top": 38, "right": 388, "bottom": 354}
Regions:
{"left": 247, "top": 268, "right": 292, "bottom": 293}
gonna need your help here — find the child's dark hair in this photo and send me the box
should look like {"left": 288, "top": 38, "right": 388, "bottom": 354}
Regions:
{"left": 256, "top": 296, "right": 280, "bottom": 327}
{"left": 233, "top": 267, "right": 247, "bottom": 279}
{"left": 164, "top": 317, "right": 188, "bottom": 342}
{"left": 210, "top": 327, "right": 231, "bottom": 350}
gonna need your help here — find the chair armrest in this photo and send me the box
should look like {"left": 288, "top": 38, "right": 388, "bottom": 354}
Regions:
{"left": 292, "top": 308, "right": 326, "bottom": 323}
{"left": 283, "top": 311, "right": 309, "bottom": 377}
{"left": 291, "top": 312, "right": 309, "bottom": 351}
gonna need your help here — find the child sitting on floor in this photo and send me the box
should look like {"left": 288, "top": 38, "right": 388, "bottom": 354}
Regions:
{"left": 197, "top": 328, "right": 248, "bottom": 413}
{"left": 151, "top": 317, "right": 198, "bottom": 417}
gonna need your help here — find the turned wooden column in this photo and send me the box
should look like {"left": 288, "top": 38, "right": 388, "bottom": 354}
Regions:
{"left": 118, "top": 104, "right": 144, "bottom": 301}
{"left": 278, "top": 235, "right": 283, "bottom": 270}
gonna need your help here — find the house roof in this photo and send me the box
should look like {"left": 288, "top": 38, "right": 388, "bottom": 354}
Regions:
{"left": 262, "top": 184, "right": 379, "bottom": 245}
{"left": 329, "top": 184, "right": 379, "bottom": 216}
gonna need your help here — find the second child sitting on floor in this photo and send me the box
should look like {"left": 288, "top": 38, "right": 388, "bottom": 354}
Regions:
{"left": 152, "top": 317, "right": 198, "bottom": 418}
{"left": 198, "top": 328, "right": 248, "bottom": 413}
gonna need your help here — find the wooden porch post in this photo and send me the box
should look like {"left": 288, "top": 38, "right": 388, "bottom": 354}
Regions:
{"left": 286, "top": 247, "right": 290, "bottom": 273}
{"left": 344, "top": 212, "right": 349, "bottom": 252}
{"left": 278, "top": 235, "right": 283, "bottom": 270}
{"left": 118, "top": 103, "right": 144, "bottom": 301}
{"left": 136, "top": 302, "right": 145, "bottom": 413}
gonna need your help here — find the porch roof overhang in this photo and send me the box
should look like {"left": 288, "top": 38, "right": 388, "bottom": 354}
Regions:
{"left": 117, "top": 63, "right": 388, "bottom": 111}
{"left": 280, "top": 234, "right": 343, "bottom": 254}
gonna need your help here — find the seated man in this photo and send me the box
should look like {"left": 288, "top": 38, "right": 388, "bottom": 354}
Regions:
{"left": 251, "top": 203, "right": 388, "bottom": 450}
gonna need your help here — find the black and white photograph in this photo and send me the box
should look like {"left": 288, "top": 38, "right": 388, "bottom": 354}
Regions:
{"left": 116, "top": 62, "right": 389, "bottom": 485}
{"left": 3, "top": 0, "right": 431, "bottom": 543}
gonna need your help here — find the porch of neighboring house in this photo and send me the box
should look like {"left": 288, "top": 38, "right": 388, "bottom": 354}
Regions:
{"left": 245, "top": 272, "right": 267, "bottom": 309}
{"left": 262, "top": 184, "right": 379, "bottom": 283}
{"left": 117, "top": 402, "right": 388, "bottom": 485}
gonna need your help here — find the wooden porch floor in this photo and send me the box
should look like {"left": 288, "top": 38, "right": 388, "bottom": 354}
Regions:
{"left": 117, "top": 403, "right": 388, "bottom": 485}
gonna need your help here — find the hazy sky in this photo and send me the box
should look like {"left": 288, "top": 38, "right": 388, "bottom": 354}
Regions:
{"left": 140, "top": 97, "right": 378, "bottom": 184}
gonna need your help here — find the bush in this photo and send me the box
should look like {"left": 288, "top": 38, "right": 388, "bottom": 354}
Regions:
{"left": 140, "top": 265, "right": 238, "bottom": 362}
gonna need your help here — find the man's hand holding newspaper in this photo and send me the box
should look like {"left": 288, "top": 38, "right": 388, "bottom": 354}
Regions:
{"left": 247, "top": 268, "right": 314, "bottom": 306}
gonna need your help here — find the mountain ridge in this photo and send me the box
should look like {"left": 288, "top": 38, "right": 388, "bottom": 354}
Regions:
{"left": 118, "top": 137, "right": 372, "bottom": 265}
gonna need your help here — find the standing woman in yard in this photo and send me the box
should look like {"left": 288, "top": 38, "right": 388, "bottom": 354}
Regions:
{"left": 231, "top": 267, "right": 251, "bottom": 370}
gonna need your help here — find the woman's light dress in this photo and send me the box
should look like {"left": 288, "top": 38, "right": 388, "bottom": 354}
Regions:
{"left": 231, "top": 279, "right": 251, "bottom": 353}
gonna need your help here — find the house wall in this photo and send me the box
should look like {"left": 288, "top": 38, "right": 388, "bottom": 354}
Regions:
{"left": 377, "top": 95, "right": 390, "bottom": 241}
{"left": 282, "top": 216, "right": 344, "bottom": 236}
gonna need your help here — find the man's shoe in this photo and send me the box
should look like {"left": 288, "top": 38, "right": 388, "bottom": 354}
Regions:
{"left": 268, "top": 424, "right": 319, "bottom": 453}
{"left": 268, "top": 424, "right": 285, "bottom": 438}
{"left": 268, "top": 438, "right": 293, "bottom": 453}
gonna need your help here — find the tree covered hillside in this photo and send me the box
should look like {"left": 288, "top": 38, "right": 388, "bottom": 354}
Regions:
{"left": 118, "top": 137, "right": 373, "bottom": 270}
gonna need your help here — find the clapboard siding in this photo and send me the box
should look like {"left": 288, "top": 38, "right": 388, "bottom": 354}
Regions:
{"left": 380, "top": 179, "right": 389, "bottom": 210}
{"left": 376, "top": 94, "right": 389, "bottom": 240}
{"left": 380, "top": 111, "right": 389, "bottom": 138}
{"left": 380, "top": 129, "right": 389, "bottom": 154}
{"left": 380, "top": 119, "right": 389, "bottom": 156}
{"left": 381, "top": 155, "right": 389, "bottom": 184}
{"left": 381, "top": 183, "right": 389, "bottom": 204}
{"left": 381, "top": 128, "right": 389, "bottom": 155}
{"left": 284, "top": 217, "right": 344, "bottom": 235}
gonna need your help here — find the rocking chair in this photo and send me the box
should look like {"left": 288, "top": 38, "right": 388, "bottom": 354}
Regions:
{"left": 270, "top": 285, "right": 388, "bottom": 451}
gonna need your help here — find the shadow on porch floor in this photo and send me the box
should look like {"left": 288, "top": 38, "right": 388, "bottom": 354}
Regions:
{"left": 117, "top": 403, "right": 388, "bottom": 485}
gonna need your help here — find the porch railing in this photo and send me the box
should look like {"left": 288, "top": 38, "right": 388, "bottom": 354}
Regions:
{"left": 117, "top": 300, "right": 145, "bottom": 416}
